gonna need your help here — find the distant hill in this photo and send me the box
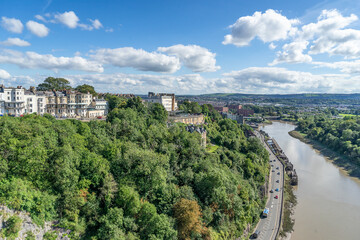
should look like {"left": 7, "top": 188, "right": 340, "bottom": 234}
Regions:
{"left": 178, "top": 93, "right": 360, "bottom": 105}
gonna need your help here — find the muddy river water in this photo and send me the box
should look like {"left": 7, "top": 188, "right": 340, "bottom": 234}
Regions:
{"left": 261, "top": 121, "right": 360, "bottom": 240}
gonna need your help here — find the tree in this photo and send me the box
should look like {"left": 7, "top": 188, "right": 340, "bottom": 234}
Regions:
{"left": 75, "top": 84, "right": 97, "bottom": 95}
{"left": 173, "top": 198, "right": 203, "bottom": 240}
{"left": 37, "top": 77, "right": 72, "bottom": 91}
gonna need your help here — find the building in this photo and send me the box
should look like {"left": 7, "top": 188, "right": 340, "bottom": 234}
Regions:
{"left": 87, "top": 98, "right": 108, "bottom": 118}
{"left": 168, "top": 113, "right": 205, "bottom": 125}
{"left": 0, "top": 86, "right": 26, "bottom": 116}
{"left": 146, "top": 92, "right": 178, "bottom": 112}
{"left": 0, "top": 85, "right": 108, "bottom": 118}
{"left": 228, "top": 104, "right": 242, "bottom": 111}
{"left": 185, "top": 125, "right": 207, "bottom": 147}
{"left": 237, "top": 109, "right": 254, "bottom": 116}
{"left": 223, "top": 112, "right": 244, "bottom": 124}
{"left": 214, "top": 106, "right": 229, "bottom": 113}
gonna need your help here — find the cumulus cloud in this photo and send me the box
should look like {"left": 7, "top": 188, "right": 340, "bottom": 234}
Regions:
{"left": 0, "top": 38, "right": 30, "bottom": 47}
{"left": 54, "top": 11, "right": 79, "bottom": 28}
{"left": 270, "top": 41, "right": 312, "bottom": 65}
{"left": 157, "top": 44, "right": 220, "bottom": 72}
{"left": 269, "top": 43, "right": 277, "bottom": 50}
{"left": 1, "top": 17, "right": 23, "bottom": 33}
{"left": 91, "top": 47, "right": 181, "bottom": 73}
{"left": 313, "top": 60, "right": 360, "bottom": 74}
{"left": 0, "top": 49, "right": 103, "bottom": 73}
{"left": 61, "top": 67, "right": 360, "bottom": 94}
{"left": 90, "top": 19, "right": 102, "bottom": 29}
{"left": 52, "top": 11, "right": 103, "bottom": 31}
{"left": 272, "top": 9, "right": 360, "bottom": 65}
{"left": 66, "top": 73, "right": 211, "bottom": 94}
{"left": 0, "top": 69, "right": 11, "bottom": 79}
{"left": 219, "top": 67, "right": 352, "bottom": 93}
{"left": 26, "top": 21, "right": 49, "bottom": 37}
{"left": 223, "top": 9, "right": 299, "bottom": 47}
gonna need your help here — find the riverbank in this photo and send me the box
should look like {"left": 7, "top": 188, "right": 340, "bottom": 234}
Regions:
{"left": 279, "top": 175, "right": 297, "bottom": 239}
{"left": 289, "top": 130, "right": 360, "bottom": 179}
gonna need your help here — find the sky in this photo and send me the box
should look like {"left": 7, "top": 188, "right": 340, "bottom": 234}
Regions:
{"left": 1, "top": 0, "right": 360, "bottom": 94}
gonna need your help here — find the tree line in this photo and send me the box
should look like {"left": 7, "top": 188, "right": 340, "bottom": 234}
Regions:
{"left": 297, "top": 115, "right": 360, "bottom": 170}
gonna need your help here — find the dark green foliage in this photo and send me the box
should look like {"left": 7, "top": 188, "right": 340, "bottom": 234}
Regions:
{"left": 37, "top": 77, "right": 72, "bottom": 91}
{"left": 0, "top": 96, "right": 269, "bottom": 239}
{"left": 297, "top": 115, "right": 360, "bottom": 168}
{"left": 75, "top": 84, "right": 97, "bottom": 95}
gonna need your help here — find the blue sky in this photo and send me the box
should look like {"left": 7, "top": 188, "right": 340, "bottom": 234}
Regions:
{"left": 1, "top": 0, "right": 360, "bottom": 94}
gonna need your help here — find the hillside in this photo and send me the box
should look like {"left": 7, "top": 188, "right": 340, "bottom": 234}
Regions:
{"left": 0, "top": 97, "right": 269, "bottom": 239}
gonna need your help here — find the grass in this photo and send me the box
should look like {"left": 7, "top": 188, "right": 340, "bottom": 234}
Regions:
{"left": 339, "top": 113, "right": 357, "bottom": 117}
{"left": 206, "top": 144, "right": 219, "bottom": 153}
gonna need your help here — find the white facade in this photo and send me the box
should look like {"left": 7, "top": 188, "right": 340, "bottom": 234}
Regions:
{"left": 0, "top": 85, "right": 108, "bottom": 118}
{"left": 146, "top": 93, "right": 178, "bottom": 112}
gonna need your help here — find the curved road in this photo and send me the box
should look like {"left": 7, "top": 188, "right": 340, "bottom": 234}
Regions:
{"left": 252, "top": 131, "right": 284, "bottom": 240}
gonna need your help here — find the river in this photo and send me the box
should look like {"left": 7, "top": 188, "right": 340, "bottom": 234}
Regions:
{"left": 261, "top": 121, "right": 360, "bottom": 240}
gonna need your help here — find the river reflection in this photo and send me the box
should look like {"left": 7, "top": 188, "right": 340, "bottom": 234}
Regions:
{"left": 261, "top": 122, "right": 360, "bottom": 240}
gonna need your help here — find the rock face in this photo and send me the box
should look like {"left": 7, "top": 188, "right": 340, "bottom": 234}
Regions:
{"left": 0, "top": 205, "right": 70, "bottom": 240}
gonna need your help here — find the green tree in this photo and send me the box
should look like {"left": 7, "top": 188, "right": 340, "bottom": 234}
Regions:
{"left": 37, "top": 77, "right": 72, "bottom": 91}
{"left": 75, "top": 84, "right": 97, "bottom": 95}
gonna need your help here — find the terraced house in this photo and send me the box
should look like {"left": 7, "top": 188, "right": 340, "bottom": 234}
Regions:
{"left": 0, "top": 85, "right": 108, "bottom": 118}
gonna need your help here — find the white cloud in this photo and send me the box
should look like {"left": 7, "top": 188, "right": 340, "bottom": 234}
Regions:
{"left": 271, "top": 41, "right": 312, "bottom": 65}
{"left": 157, "top": 44, "right": 220, "bottom": 72}
{"left": 219, "top": 67, "right": 353, "bottom": 93}
{"left": 26, "top": 21, "right": 49, "bottom": 37}
{"left": 1, "top": 17, "right": 23, "bottom": 33}
{"left": 90, "top": 19, "right": 102, "bottom": 29}
{"left": 0, "top": 49, "right": 103, "bottom": 73}
{"left": 54, "top": 11, "right": 79, "bottom": 28}
{"left": 269, "top": 43, "right": 277, "bottom": 50}
{"left": 0, "top": 38, "right": 30, "bottom": 47}
{"left": 35, "top": 14, "right": 46, "bottom": 22}
{"left": 91, "top": 47, "right": 181, "bottom": 73}
{"left": 52, "top": 11, "right": 103, "bottom": 31}
{"left": 313, "top": 60, "right": 360, "bottom": 74}
{"left": 66, "top": 73, "right": 210, "bottom": 94}
{"left": 0, "top": 69, "right": 11, "bottom": 79}
{"left": 223, "top": 9, "right": 299, "bottom": 47}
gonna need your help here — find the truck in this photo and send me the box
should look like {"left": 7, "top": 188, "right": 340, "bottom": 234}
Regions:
{"left": 262, "top": 207, "right": 269, "bottom": 218}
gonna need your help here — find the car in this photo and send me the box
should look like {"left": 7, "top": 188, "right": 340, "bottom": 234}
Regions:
{"left": 276, "top": 167, "right": 279, "bottom": 170}
{"left": 97, "top": 116, "right": 103, "bottom": 119}
{"left": 276, "top": 180, "right": 280, "bottom": 183}
{"left": 275, "top": 195, "right": 278, "bottom": 199}
{"left": 270, "top": 160, "right": 272, "bottom": 162}
{"left": 252, "top": 230, "right": 261, "bottom": 238}
{"left": 270, "top": 189, "right": 274, "bottom": 193}
{"left": 277, "top": 172, "right": 280, "bottom": 175}
{"left": 275, "top": 188, "right": 279, "bottom": 192}
{"left": 271, "top": 164, "right": 274, "bottom": 167}
{"left": 272, "top": 170, "right": 275, "bottom": 172}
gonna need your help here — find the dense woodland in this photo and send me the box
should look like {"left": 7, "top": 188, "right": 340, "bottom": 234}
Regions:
{"left": 0, "top": 96, "right": 269, "bottom": 239}
{"left": 297, "top": 116, "right": 360, "bottom": 172}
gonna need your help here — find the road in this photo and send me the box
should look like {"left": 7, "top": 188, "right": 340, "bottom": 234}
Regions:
{"left": 252, "top": 131, "right": 284, "bottom": 240}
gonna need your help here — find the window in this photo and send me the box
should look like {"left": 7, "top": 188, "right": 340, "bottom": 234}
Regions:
{"left": 29, "top": 104, "right": 32, "bottom": 107}
{"left": 7, "top": 97, "right": 10, "bottom": 100}
{"left": 29, "top": 98, "right": 32, "bottom": 102}
{"left": 7, "top": 92, "right": 9, "bottom": 95}
{"left": 30, "top": 109, "right": 32, "bottom": 113}
{"left": 17, "top": 97, "right": 19, "bottom": 100}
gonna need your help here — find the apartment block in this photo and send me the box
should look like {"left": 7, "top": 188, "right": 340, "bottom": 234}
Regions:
{"left": 0, "top": 85, "right": 108, "bottom": 118}
{"left": 146, "top": 92, "right": 178, "bottom": 112}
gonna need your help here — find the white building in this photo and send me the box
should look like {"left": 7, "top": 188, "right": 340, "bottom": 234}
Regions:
{"left": 146, "top": 92, "right": 178, "bottom": 112}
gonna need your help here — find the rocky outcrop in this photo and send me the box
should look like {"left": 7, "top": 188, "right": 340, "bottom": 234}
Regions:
{"left": 0, "top": 205, "right": 70, "bottom": 240}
